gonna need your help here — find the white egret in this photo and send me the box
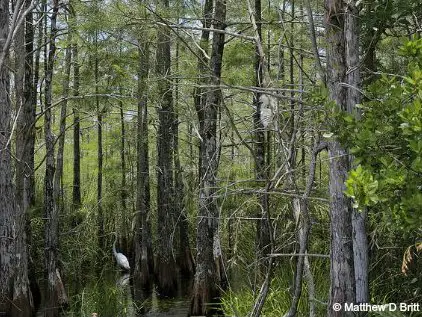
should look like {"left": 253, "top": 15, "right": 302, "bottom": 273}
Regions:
{"left": 112, "top": 232, "right": 130, "bottom": 271}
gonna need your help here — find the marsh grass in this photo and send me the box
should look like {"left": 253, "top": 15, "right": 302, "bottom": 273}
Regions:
{"left": 64, "top": 273, "right": 133, "bottom": 317}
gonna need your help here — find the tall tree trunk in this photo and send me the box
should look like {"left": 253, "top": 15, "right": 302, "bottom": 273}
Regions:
{"left": 289, "top": 0, "right": 295, "bottom": 154}
{"left": 133, "top": 29, "right": 154, "bottom": 294}
{"left": 44, "top": 0, "right": 67, "bottom": 314}
{"left": 15, "top": 0, "right": 26, "bottom": 211}
{"left": 72, "top": 42, "right": 81, "bottom": 210}
{"left": 276, "top": 0, "right": 286, "bottom": 168}
{"left": 24, "top": 1, "right": 36, "bottom": 207}
{"left": 190, "top": 0, "right": 227, "bottom": 315}
{"left": 54, "top": 32, "right": 72, "bottom": 211}
{"left": 119, "top": 88, "right": 131, "bottom": 256}
{"left": 193, "top": 0, "right": 212, "bottom": 175}
{"left": 345, "top": 1, "right": 369, "bottom": 305}
{"left": 119, "top": 96, "right": 127, "bottom": 213}
{"left": 253, "top": 0, "right": 271, "bottom": 264}
{"left": 32, "top": 0, "right": 44, "bottom": 203}
{"left": 325, "top": 1, "right": 355, "bottom": 316}
{"left": 95, "top": 30, "right": 105, "bottom": 259}
{"left": 155, "top": 0, "right": 177, "bottom": 296}
{"left": 24, "top": 4, "right": 40, "bottom": 312}
{"left": 26, "top": 9, "right": 36, "bottom": 209}
{"left": 0, "top": 1, "right": 33, "bottom": 315}
{"left": 174, "top": 41, "right": 195, "bottom": 278}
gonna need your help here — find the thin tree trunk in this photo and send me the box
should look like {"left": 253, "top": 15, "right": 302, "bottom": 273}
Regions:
{"left": 155, "top": 0, "right": 177, "bottom": 296}
{"left": 70, "top": 42, "right": 82, "bottom": 291}
{"left": 189, "top": 0, "right": 212, "bottom": 308}
{"left": 44, "top": 0, "right": 67, "bottom": 314}
{"left": 119, "top": 88, "right": 131, "bottom": 256}
{"left": 54, "top": 32, "right": 72, "bottom": 211}
{"left": 193, "top": 0, "right": 212, "bottom": 176}
{"left": 284, "top": 142, "right": 327, "bottom": 317}
{"left": 133, "top": 25, "right": 154, "bottom": 294}
{"left": 299, "top": 54, "right": 306, "bottom": 181}
{"left": 24, "top": 1, "right": 36, "bottom": 206}
{"left": 72, "top": 41, "right": 81, "bottom": 210}
{"left": 325, "top": 1, "right": 356, "bottom": 315}
{"left": 174, "top": 41, "right": 195, "bottom": 278}
{"left": 190, "top": 0, "right": 227, "bottom": 315}
{"left": 304, "top": 256, "right": 316, "bottom": 317}
{"left": 119, "top": 96, "right": 127, "bottom": 212}
{"left": 15, "top": 0, "right": 26, "bottom": 210}
{"left": 253, "top": 0, "right": 271, "bottom": 264}
{"left": 345, "top": 0, "right": 369, "bottom": 305}
{"left": 289, "top": 0, "right": 295, "bottom": 158}
{"left": 97, "top": 106, "right": 104, "bottom": 252}
{"left": 305, "top": 0, "right": 325, "bottom": 83}
{"left": 26, "top": 8, "right": 36, "bottom": 209}
{"left": 32, "top": 0, "right": 44, "bottom": 204}
{"left": 95, "top": 29, "right": 105, "bottom": 259}
{"left": 42, "top": 0, "right": 47, "bottom": 113}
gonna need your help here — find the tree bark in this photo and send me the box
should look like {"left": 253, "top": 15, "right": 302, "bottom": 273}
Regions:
{"left": 32, "top": 0, "right": 44, "bottom": 204}
{"left": 72, "top": 43, "right": 81, "bottom": 210}
{"left": 193, "top": 0, "right": 212, "bottom": 175}
{"left": 174, "top": 41, "right": 195, "bottom": 278}
{"left": 325, "top": 1, "right": 356, "bottom": 315}
{"left": 345, "top": 0, "right": 369, "bottom": 305}
{"left": 0, "top": 1, "right": 33, "bottom": 315}
{"left": 24, "top": 4, "right": 39, "bottom": 312}
{"left": 54, "top": 32, "right": 72, "bottom": 211}
{"left": 95, "top": 29, "right": 105, "bottom": 259}
{"left": 26, "top": 5, "right": 36, "bottom": 208}
{"left": 155, "top": 0, "right": 177, "bottom": 296}
{"left": 190, "top": 0, "right": 227, "bottom": 315}
{"left": 289, "top": 0, "right": 295, "bottom": 151}
{"left": 284, "top": 142, "right": 326, "bottom": 317}
{"left": 119, "top": 95, "right": 127, "bottom": 213}
{"left": 305, "top": 0, "right": 325, "bottom": 84}
{"left": 118, "top": 85, "right": 131, "bottom": 257}
{"left": 44, "top": 0, "right": 67, "bottom": 314}
{"left": 304, "top": 256, "right": 316, "bottom": 317}
{"left": 253, "top": 0, "right": 271, "bottom": 264}
{"left": 15, "top": 0, "right": 26, "bottom": 211}
{"left": 133, "top": 25, "right": 154, "bottom": 294}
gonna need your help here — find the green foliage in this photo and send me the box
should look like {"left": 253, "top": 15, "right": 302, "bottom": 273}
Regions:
{"left": 345, "top": 165, "right": 379, "bottom": 211}
{"left": 338, "top": 38, "right": 422, "bottom": 231}
{"left": 399, "top": 37, "right": 422, "bottom": 59}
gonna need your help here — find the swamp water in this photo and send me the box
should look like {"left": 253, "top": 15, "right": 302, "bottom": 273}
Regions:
{"left": 41, "top": 270, "right": 193, "bottom": 317}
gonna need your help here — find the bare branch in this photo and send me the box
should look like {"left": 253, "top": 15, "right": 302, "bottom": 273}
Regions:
{"left": 268, "top": 253, "right": 330, "bottom": 258}
{"left": 305, "top": 0, "right": 326, "bottom": 84}
{"left": 0, "top": 0, "right": 38, "bottom": 69}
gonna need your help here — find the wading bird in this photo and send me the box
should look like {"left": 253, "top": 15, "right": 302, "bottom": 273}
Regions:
{"left": 112, "top": 232, "right": 130, "bottom": 271}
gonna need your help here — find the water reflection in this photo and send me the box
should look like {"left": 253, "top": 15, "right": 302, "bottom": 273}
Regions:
{"left": 133, "top": 279, "right": 192, "bottom": 316}
{"left": 117, "top": 274, "right": 130, "bottom": 287}
{"left": 119, "top": 271, "right": 190, "bottom": 317}
{"left": 57, "top": 269, "right": 192, "bottom": 317}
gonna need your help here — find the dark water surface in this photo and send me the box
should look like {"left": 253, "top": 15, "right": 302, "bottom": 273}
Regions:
{"left": 37, "top": 270, "right": 192, "bottom": 317}
{"left": 112, "top": 272, "right": 191, "bottom": 317}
